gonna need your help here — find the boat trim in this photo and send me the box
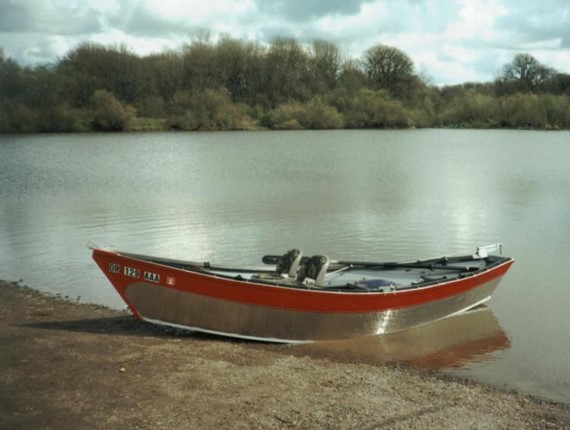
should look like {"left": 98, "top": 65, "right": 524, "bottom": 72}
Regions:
{"left": 141, "top": 317, "right": 311, "bottom": 344}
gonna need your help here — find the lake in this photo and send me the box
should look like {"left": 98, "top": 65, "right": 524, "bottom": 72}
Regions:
{"left": 1, "top": 129, "right": 569, "bottom": 404}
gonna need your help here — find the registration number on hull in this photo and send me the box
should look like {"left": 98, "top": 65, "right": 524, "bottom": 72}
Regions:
{"left": 112, "top": 263, "right": 162, "bottom": 284}
{"left": 144, "top": 271, "right": 160, "bottom": 283}
{"left": 124, "top": 266, "right": 140, "bottom": 278}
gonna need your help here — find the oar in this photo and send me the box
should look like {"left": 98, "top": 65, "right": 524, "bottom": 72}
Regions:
{"left": 262, "top": 255, "right": 388, "bottom": 268}
{"left": 261, "top": 254, "right": 478, "bottom": 271}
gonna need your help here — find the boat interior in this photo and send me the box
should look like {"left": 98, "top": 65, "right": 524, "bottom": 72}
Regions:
{"left": 122, "top": 246, "right": 511, "bottom": 293}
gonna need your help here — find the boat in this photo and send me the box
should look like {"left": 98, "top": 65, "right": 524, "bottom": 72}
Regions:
{"left": 91, "top": 244, "right": 514, "bottom": 343}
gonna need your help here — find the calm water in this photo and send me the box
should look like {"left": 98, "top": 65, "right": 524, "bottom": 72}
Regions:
{"left": 1, "top": 129, "right": 569, "bottom": 403}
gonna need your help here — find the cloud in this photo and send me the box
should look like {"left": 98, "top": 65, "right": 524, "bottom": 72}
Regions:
{"left": 496, "top": 1, "right": 570, "bottom": 50}
{"left": 0, "top": 0, "right": 568, "bottom": 84}
{"left": 0, "top": 0, "right": 103, "bottom": 35}
{"left": 489, "top": 0, "right": 570, "bottom": 74}
{"left": 106, "top": 2, "right": 194, "bottom": 36}
{"left": 255, "top": 0, "right": 372, "bottom": 21}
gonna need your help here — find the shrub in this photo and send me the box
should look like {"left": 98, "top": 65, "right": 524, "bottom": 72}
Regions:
{"left": 539, "top": 94, "right": 570, "bottom": 129}
{"left": 265, "top": 98, "right": 344, "bottom": 129}
{"left": 38, "top": 103, "right": 89, "bottom": 132}
{"left": 438, "top": 91, "right": 499, "bottom": 128}
{"left": 349, "top": 89, "right": 414, "bottom": 128}
{"left": 0, "top": 102, "right": 39, "bottom": 133}
{"left": 167, "top": 88, "right": 253, "bottom": 130}
{"left": 90, "top": 89, "right": 136, "bottom": 131}
{"left": 134, "top": 96, "right": 166, "bottom": 118}
{"left": 499, "top": 93, "right": 547, "bottom": 128}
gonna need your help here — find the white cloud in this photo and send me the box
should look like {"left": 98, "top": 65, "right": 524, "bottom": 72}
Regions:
{"left": 144, "top": 0, "right": 256, "bottom": 25}
{"left": 449, "top": 0, "right": 508, "bottom": 41}
{"left": 1, "top": 0, "right": 569, "bottom": 84}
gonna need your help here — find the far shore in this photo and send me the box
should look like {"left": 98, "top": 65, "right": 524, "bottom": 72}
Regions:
{"left": 1, "top": 124, "right": 568, "bottom": 136}
{"left": 1, "top": 280, "right": 569, "bottom": 429}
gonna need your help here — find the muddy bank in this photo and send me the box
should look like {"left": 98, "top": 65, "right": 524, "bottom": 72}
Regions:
{"left": 1, "top": 281, "right": 568, "bottom": 429}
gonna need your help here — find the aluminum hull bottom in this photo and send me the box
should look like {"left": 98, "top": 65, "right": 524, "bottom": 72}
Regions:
{"left": 125, "top": 278, "right": 502, "bottom": 343}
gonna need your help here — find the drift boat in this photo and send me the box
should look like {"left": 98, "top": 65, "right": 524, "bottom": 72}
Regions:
{"left": 91, "top": 244, "right": 514, "bottom": 343}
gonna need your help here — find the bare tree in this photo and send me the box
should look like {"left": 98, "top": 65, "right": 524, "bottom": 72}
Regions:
{"left": 308, "top": 39, "right": 342, "bottom": 94}
{"left": 496, "top": 53, "right": 556, "bottom": 94}
{"left": 264, "top": 38, "right": 311, "bottom": 106}
{"left": 362, "top": 44, "right": 415, "bottom": 99}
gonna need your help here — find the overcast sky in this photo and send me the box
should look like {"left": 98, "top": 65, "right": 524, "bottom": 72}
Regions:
{"left": 1, "top": 0, "right": 569, "bottom": 85}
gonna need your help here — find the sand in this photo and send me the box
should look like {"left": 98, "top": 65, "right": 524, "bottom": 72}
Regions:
{"left": 1, "top": 280, "right": 569, "bottom": 429}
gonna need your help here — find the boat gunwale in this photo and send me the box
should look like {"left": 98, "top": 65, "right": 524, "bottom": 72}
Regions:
{"left": 112, "top": 249, "right": 514, "bottom": 296}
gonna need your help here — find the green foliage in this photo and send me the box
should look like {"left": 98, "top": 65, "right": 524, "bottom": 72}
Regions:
{"left": 264, "top": 104, "right": 304, "bottom": 130}
{"left": 338, "top": 60, "right": 368, "bottom": 94}
{"left": 38, "top": 103, "right": 89, "bottom": 133}
{"left": 265, "top": 98, "right": 344, "bottom": 129}
{"left": 168, "top": 88, "right": 253, "bottom": 131}
{"left": 497, "top": 93, "right": 547, "bottom": 128}
{"left": 60, "top": 43, "right": 143, "bottom": 105}
{"left": 308, "top": 40, "right": 341, "bottom": 95}
{"left": 1, "top": 37, "right": 569, "bottom": 133}
{"left": 143, "top": 52, "right": 184, "bottom": 101}
{"left": 550, "top": 73, "right": 570, "bottom": 95}
{"left": 264, "top": 38, "right": 312, "bottom": 106}
{"left": 539, "top": 94, "right": 570, "bottom": 129}
{"left": 181, "top": 40, "right": 220, "bottom": 93}
{"left": 128, "top": 117, "right": 168, "bottom": 132}
{"left": 0, "top": 52, "right": 27, "bottom": 101}
{"left": 332, "top": 89, "right": 414, "bottom": 128}
{"left": 135, "top": 96, "right": 166, "bottom": 118}
{"left": 214, "top": 36, "right": 267, "bottom": 106}
{"left": 438, "top": 89, "right": 499, "bottom": 128}
{"left": 0, "top": 102, "right": 39, "bottom": 133}
{"left": 90, "top": 89, "right": 136, "bottom": 131}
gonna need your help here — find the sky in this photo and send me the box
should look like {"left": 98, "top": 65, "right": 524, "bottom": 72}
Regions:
{"left": 1, "top": 0, "right": 569, "bottom": 85}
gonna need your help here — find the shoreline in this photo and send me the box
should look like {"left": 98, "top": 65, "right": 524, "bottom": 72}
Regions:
{"left": 1, "top": 125, "right": 568, "bottom": 136}
{"left": 2, "top": 280, "right": 569, "bottom": 429}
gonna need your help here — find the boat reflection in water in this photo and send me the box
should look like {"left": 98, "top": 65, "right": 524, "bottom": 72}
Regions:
{"left": 283, "top": 305, "right": 510, "bottom": 371}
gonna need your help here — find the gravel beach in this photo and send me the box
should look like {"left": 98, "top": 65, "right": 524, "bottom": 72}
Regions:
{"left": 1, "top": 280, "right": 569, "bottom": 429}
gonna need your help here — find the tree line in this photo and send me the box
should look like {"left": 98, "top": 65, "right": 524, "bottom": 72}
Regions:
{"left": 1, "top": 36, "right": 570, "bottom": 133}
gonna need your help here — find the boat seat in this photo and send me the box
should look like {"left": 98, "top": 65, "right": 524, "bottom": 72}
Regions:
{"left": 275, "top": 248, "right": 303, "bottom": 277}
{"left": 251, "top": 248, "right": 302, "bottom": 282}
{"left": 297, "top": 255, "right": 330, "bottom": 287}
